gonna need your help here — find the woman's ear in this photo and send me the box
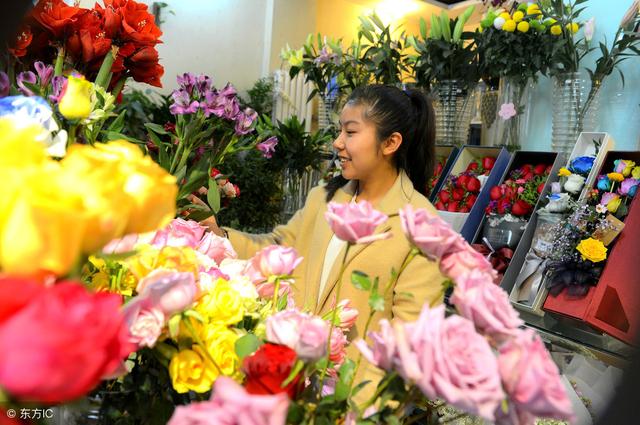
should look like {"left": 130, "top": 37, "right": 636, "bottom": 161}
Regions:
{"left": 381, "top": 132, "right": 403, "bottom": 156}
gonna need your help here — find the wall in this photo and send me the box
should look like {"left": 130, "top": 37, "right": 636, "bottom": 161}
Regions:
{"left": 523, "top": 1, "right": 640, "bottom": 151}
{"left": 270, "top": 0, "right": 318, "bottom": 73}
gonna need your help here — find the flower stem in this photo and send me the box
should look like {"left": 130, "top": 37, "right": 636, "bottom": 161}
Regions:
{"left": 54, "top": 46, "right": 65, "bottom": 77}
{"left": 272, "top": 277, "right": 281, "bottom": 314}
{"left": 95, "top": 46, "right": 118, "bottom": 89}
{"left": 358, "top": 371, "right": 398, "bottom": 411}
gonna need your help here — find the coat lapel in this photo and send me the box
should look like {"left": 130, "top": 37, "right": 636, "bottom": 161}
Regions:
{"left": 315, "top": 171, "right": 414, "bottom": 313}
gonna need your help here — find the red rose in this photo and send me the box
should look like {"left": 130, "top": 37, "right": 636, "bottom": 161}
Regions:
{"left": 522, "top": 172, "right": 534, "bottom": 181}
{"left": 0, "top": 277, "right": 42, "bottom": 325}
{"left": 521, "top": 164, "right": 532, "bottom": 174}
{"left": 243, "top": 343, "right": 301, "bottom": 399}
{"left": 511, "top": 200, "right": 533, "bottom": 216}
{"left": 451, "top": 187, "right": 464, "bottom": 201}
{"left": 466, "top": 194, "right": 478, "bottom": 207}
{"left": 0, "top": 281, "right": 133, "bottom": 403}
{"left": 456, "top": 174, "right": 470, "bottom": 188}
{"left": 435, "top": 200, "right": 446, "bottom": 210}
{"left": 438, "top": 191, "right": 450, "bottom": 203}
{"left": 31, "top": 0, "right": 83, "bottom": 37}
{"left": 233, "top": 184, "right": 241, "bottom": 197}
{"left": 435, "top": 162, "right": 443, "bottom": 176}
{"left": 465, "top": 176, "right": 481, "bottom": 193}
{"left": 545, "top": 165, "right": 553, "bottom": 175}
{"left": 210, "top": 168, "right": 221, "bottom": 178}
{"left": 8, "top": 25, "right": 33, "bottom": 57}
{"left": 482, "top": 156, "right": 496, "bottom": 171}
{"left": 466, "top": 161, "right": 479, "bottom": 172}
{"left": 497, "top": 198, "right": 510, "bottom": 214}
{"left": 504, "top": 186, "right": 516, "bottom": 199}
{"left": 459, "top": 205, "right": 470, "bottom": 213}
{"left": 537, "top": 182, "right": 545, "bottom": 194}
{"left": 533, "top": 164, "right": 547, "bottom": 176}
{"left": 447, "top": 201, "right": 459, "bottom": 212}
{"left": 489, "top": 186, "right": 503, "bottom": 200}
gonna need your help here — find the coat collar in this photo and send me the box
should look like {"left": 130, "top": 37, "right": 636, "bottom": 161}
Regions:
{"left": 314, "top": 170, "right": 414, "bottom": 312}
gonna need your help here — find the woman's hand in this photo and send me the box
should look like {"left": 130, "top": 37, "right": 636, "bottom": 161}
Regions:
{"left": 186, "top": 194, "right": 226, "bottom": 237}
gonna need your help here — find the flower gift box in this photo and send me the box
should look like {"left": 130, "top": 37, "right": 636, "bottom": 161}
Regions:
{"left": 574, "top": 133, "right": 616, "bottom": 201}
{"left": 427, "top": 145, "right": 459, "bottom": 201}
{"left": 435, "top": 145, "right": 511, "bottom": 241}
{"left": 467, "top": 152, "right": 562, "bottom": 304}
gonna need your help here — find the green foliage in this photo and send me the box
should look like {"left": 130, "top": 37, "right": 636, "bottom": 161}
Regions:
{"left": 114, "top": 90, "right": 173, "bottom": 141}
{"left": 240, "top": 77, "right": 274, "bottom": 117}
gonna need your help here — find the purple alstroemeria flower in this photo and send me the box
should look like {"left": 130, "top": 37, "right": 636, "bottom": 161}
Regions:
{"left": 169, "top": 89, "right": 200, "bottom": 115}
{"left": 234, "top": 107, "right": 258, "bottom": 135}
{"left": 257, "top": 136, "right": 278, "bottom": 158}
{"left": 34, "top": 61, "right": 54, "bottom": 87}
{"left": 17, "top": 71, "right": 37, "bottom": 96}
{"left": 195, "top": 74, "right": 212, "bottom": 95}
{"left": 0, "top": 72, "right": 9, "bottom": 98}
{"left": 205, "top": 92, "right": 240, "bottom": 120}
{"left": 48, "top": 76, "right": 67, "bottom": 103}
{"left": 218, "top": 83, "right": 237, "bottom": 99}
{"left": 619, "top": 178, "right": 639, "bottom": 197}
{"left": 176, "top": 72, "right": 197, "bottom": 94}
{"left": 314, "top": 45, "right": 338, "bottom": 65}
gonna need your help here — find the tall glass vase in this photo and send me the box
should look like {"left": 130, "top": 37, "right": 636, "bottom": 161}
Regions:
{"left": 494, "top": 77, "right": 535, "bottom": 151}
{"left": 433, "top": 80, "right": 476, "bottom": 146}
{"left": 480, "top": 79, "right": 500, "bottom": 146}
{"left": 551, "top": 72, "right": 601, "bottom": 155}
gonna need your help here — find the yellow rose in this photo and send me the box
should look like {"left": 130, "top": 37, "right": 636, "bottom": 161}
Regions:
{"left": 201, "top": 325, "right": 242, "bottom": 379}
{"left": 517, "top": 21, "right": 530, "bottom": 33}
{"left": 93, "top": 141, "right": 177, "bottom": 234}
{"left": 607, "top": 172, "right": 624, "bottom": 182}
{"left": 0, "top": 167, "right": 88, "bottom": 275}
{"left": 503, "top": 19, "right": 517, "bottom": 32}
{"left": 606, "top": 195, "right": 622, "bottom": 213}
{"left": 550, "top": 25, "right": 562, "bottom": 35}
{"left": 169, "top": 347, "right": 218, "bottom": 393}
{"left": 621, "top": 160, "right": 636, "bottom": 177}
{"left": 632, "top": 166, "right": 640, "bottom": 179}
{"left": 58, "top": 76, "right": 93, "bottom": 120}
{"left": 196, "top": 280, "right": 245, "bottom": 325}
{"left": 0, "top": 118, "right": 48, "bottom": 168}
{"left": 513, "top": 11, "right": 524, "bottom": 23}
{"left": 576, "top": 238, "right": 607, "bottom": 263}
{"left": 125, "top": 246, "right": 199, "bottom": 281}
{"left": 558, "top": 167, "right": 572, "bottom": 177}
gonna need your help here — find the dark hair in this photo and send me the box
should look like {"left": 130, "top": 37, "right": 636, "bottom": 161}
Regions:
{"left": 325, "top": 84, "right": 436, "bottom": 202}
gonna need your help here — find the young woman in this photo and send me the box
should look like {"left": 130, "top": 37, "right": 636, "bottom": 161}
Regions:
{"left": 202, "top": 84, "right": 445, "bottom": 368}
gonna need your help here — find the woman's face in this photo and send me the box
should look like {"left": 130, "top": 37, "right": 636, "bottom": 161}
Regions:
{"left": 332, "top": 103, "right": 385, "bottom": 181}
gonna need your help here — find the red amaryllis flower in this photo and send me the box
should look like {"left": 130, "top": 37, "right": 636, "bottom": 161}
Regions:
{"left": 8, "top": 25, "right": 33, "bottom": 57}
{"left": 243, "top": 343, "right": 302, "bottom": 399}
{"left": 127, "top": 46, "right": 164, "bottom": 87}
{"left": 67, "top": 10, "right": 113, "bottom": 63}
{"left": 117, "top": 0, "right": 163, "bottom": 46}
{"left": 31, "top": 0, "right": 83, "bottom": 37}
{"left": 0, "top": 278, "right": 134, "bottom": 404}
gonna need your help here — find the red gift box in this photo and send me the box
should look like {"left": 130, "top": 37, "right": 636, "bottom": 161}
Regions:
{"left": 584, "top": 195, "right": 640, "bottom": 346}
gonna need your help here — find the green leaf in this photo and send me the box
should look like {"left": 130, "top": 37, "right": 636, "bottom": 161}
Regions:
{"left": 207, "top": 180, "right": 221, "bottom": 213}
{"left": 183, "top": 309, "right": 206, "bottom": 323}
{"left": 145, "top": 122, "right": 170, "bottom": 135}
{"left": 369, "top": 292, "right": 384, "bottom": 312}
{"left": 107, "top": 110, "right": 126, "bottom": 133}
{"left": 351, "top": 270, "right": 371, "bottom": 291}
{"left": 370, "top": 13, "right": 385, "bottom": 31}
{"left": 281, "top": 359, "right": 305, "bottom": 387}
{"left": 235, "top": 333, "right": 262, "bottom": 359}
{"left": 419, "top": 17, "right": 427, "bottom": 39}
{"left": 358, "top": 15, "right": 375, "bottom": 33}
{"left": 102, "top": 131, "right": 142, "bottom": 144}
{"left": 168, "top": 314, "right": 181, "bottom": 339}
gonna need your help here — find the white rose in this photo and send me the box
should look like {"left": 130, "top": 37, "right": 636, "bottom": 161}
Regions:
{"left": 564, "top": 174, "right": 585, "bottom": 194}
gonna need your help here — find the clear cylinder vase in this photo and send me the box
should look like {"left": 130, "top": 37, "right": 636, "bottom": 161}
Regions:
{"left": 282, "top": 167, "right": 322, "bottom": 221}
{"left": 480, "top": 79, "right": 500, "bottom": 146}
{"left": 551, "top": 72, "right": 601, "bottom": 155}
{"left": 494, "top": 77, "right": 535, "bottom": 151}
{"left": 433, "top": 80, "right": 476, "bottom": 146}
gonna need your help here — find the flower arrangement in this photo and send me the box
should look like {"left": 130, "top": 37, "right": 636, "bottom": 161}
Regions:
{"left": 485, "top": 163, "right": 552, "bottom": 218}
{"left": 164, "top": 203, "right": 574, "bottom": 425}
{"left": 145, "top": 73, "right": 269, "bottom": 215}
{"left": 541, "top": 153, "right": 596, "bottom": 213}
{"left": 591, "top": 159, "right": 639, "bottom": 219}
{"left": 435, "top": 156, "right": 497, "bottom": 213}
{"left": 426, "top": 157, "right": 446, "bottom": 197}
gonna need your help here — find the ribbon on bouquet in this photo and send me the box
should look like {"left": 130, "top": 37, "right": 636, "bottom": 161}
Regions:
{"left": 471, "top": 240, "right": 514, "bottom": 284}
{"left": 513, "top": 249, "right": 547, "bottom": 306}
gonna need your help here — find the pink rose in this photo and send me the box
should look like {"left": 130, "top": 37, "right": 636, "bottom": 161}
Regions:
{"left": 127, "top": 307, "right": 165, "bottom": 348}
{"left": 498, "top": 329, "right": 574, "bottom": 421}
{"left": 255, "top": 279, "right": 292, "bottom": 298}
{"left": 354, "top": 319, "right": 397, "bottom": 371}
{"left": 450, "top": 270, "right": 523, "bottom": 342}
{"left": 440, "top": 248, "right": 496, "bottom": 282}
{"left": 325, "top": 201, "right": 391, "bottom": 244}
{"left": 337, "top": 299, "right": 359, "bottom": 331}
{"left": 266, "top": 309, "right": 329, "bottom": 361}
{"left": 399, "top": 205, "right": 467, "bottom": 260}
{"left": 197, "top": 232, "right": 237, "bottom": 265}
{"left": 136, "top": 269, "right": 198, "bottom": 317}
{"left": 168, "top": 376, "right": 289, "bottom": 425}
{"left": 151, "top": 218, "right": 206, "bottom": 249}
{"left": 329, "top": 327, "right": 347, "bottom": 365}
{"left": 102, "top": 233, "right": 140, "bottom": 254}
{"left": 249, "top": 245, "right": 303, "bottom": 278}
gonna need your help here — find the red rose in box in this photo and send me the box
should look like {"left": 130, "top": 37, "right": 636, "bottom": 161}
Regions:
{"left": 426, "top": 158, "right": 445, "bottom": 196}
{"left": 435, "top": 156, "right": 495, "bottom": 213}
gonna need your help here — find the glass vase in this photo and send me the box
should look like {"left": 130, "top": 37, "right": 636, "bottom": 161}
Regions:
{"left": 551, "top": 72, "right": 601, "bottom": 155}
{"left": 494, "top": 77, "right": 535, "bottom": 151}
{"left": 480, "top": 79, "right": 500, "bottom": 146}
{"left": 432, "top": 80, "right": 476, "bottom": 147}
{"left": 282, "top": 167, "right": 322, "bottom": 221}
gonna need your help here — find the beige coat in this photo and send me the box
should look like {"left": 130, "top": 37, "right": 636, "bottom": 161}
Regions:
{"left": 225, "top": 171, "right": 445, "bottom": 396}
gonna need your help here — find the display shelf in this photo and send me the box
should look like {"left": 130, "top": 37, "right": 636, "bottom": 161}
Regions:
{"left": 519, "top": 310, "right": 635, "bottom": 369}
